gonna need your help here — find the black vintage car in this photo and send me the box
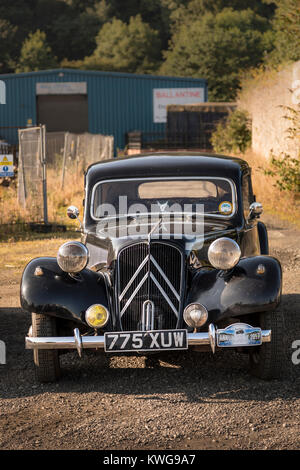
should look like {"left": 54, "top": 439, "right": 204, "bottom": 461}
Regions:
{"left": 22, "top": 152, "right": 284, "bottom": 382}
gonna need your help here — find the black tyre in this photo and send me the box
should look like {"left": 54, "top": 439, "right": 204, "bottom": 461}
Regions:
{"left": 249, "top": 310, "right": 286, "bottom": 380}
{"left": 32, "top": 312, "right": 61, "bottom": 383}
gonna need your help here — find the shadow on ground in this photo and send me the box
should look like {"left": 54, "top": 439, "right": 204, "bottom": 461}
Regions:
{"left": 0, "top": 301, "right": 299, "bottom": 402}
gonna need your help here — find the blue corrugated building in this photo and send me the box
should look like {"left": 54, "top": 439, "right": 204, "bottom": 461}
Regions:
{"left": 0, "top": 68, "right": 207, "bottom": 153}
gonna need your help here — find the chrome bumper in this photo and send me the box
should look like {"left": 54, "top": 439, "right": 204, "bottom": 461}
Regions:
{"left": 25, "top": 325, "right": 271, "bottom": 356}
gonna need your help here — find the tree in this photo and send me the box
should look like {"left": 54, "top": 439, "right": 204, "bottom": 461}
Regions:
{"left": 168, "top": 0, "right": 275, "bottom": 34}
{"left": 85, "top": 1, "right": 185, "bottom": 51}
{"left": 0, "top": 1, "right": 103, "bottom": 66}
{"left": 268, "top": 0, "right": 300, "bottom": 64}
{"left": 16, "top": 30, "right": 58, "bottom": 73}
{"left": 81, "top": 15, "right": 162, "bottom": 74}
{"left": 160, "top": 8, "right": 273, "bottom": 101}
{"left": 211, "top": 109, "right": 252, "bottom": 153}
{"left": 50, "top": 11, "right": 102, "bottom": 61}
{"left": 0, "top": 0, "right": 36, "bottom": 65}
{"left": 0, "top": 18, "right": 17, "bottom": 73}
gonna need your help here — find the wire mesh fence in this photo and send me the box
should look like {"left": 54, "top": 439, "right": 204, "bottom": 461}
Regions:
{"left": 0, "top": 140, "right": 10, "bottom": 154}
{"left": 17, "top": 125, "right": 47, "bottom": 223}
{"left": 16, "top": 127, "right": 114, "bottom": 225}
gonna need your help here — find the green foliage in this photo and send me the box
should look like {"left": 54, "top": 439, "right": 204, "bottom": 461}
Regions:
{"left": 268, "top": 0, "right": 300, "bottom": 64}
{"left": 49, "top": 12, "right": 101, "bottom": 61}
{"left": 87, "top": 0, "right": 112, "bottom": 23}
{"left": 264, "top": 105, "right": 300, "bottom": 193}
{"left": 0, "top": 0, "right": 102, "bottom": 66}
{"left": 0, "top": 18, "right": 17, "bottom": 73}
{"left": 265, "top": 154, "right": 300, "bottom": 193}
{"left": 0, "top": 0, "right": 296, "bottom": 104}
{"left": 211, "top": 109, "right": 252, "bottom": 153}
{"left": 168, "top": 0, "right": 275, "bottom": 33}
{"left": 80, "top": 15, "right": 162, "bottom": 74}
{"left": 16, "top": 30, "right": 58, "bottom": 73}
{"left": 0, "top": 1, "right": 36, "bottom": 67}
{"left": 160, "top": 8, "right": 273, "bottom": 101}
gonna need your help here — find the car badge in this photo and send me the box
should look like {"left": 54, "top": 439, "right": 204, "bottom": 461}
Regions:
{"left": 219, "top": 201, "right": 233, "bottom": 215}
{"left": 157, "top": 201, "right": 169, "bottom": 213}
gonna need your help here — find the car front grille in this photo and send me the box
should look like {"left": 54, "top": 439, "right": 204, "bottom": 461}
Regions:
{"left": 117, "top": 242, "right": 183, "bottom": 331}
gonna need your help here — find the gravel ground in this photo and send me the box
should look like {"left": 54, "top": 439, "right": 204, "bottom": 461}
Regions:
{"left": 0, "top": 213, "right": 299, "bottom": 450}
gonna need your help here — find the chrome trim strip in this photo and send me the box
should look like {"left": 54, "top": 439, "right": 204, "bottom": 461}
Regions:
{"left": 150, "top": 272, "right": 178, "bottom": 317}
{"left": 148, "top": 218, "right": 162, "bottom": 243}
{"left": 90, "top": 176, "right": 238, "bottom": 222}
{"left": 26, "top": 335, "right": 106, "bottom": 350}
{"left": 119, "top": 254, "right": 149, "bottom": 301}
{"left": 117, "top": 241, "right": 183, "bottom": 326}
{"left": 120, "top": 272, "right": 148, "bottom": 316}
{"left": 150, "top": 254, "right": 180, "bottom": 302}
{"left": 25, "top": 328, "right": 272, "bottom": 351}
{"left": 142, "top": 300, "right": 155, "bottom": 331}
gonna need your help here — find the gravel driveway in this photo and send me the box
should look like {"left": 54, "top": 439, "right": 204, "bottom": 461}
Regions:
{"left": 0, "top": 213, "right": 299, "bottom": 450}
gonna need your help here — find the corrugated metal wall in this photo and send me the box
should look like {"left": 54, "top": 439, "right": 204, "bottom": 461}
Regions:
{"left": 0, "top": 69, "right": 207, "bottom": 153}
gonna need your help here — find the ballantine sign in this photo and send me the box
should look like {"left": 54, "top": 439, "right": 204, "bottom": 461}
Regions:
{"left": 153, "top": 87, "right": 205, "bottom": 123}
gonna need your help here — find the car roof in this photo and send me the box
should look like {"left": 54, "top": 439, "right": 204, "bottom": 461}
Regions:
{"left": 86, "top": 152, "right": 249, "bottom": 186}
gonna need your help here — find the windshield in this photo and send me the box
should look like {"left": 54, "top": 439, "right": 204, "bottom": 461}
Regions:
{"left": 91, "top": 177, "right": 236, "bottom": 220}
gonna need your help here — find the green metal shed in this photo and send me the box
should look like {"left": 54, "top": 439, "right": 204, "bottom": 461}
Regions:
{"left": 0, "top": 68, "right": 207, "bottom": 154}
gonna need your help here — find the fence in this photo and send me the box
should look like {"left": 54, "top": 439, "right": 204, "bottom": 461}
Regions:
{"left": 140, "top": 130, "right": 214, "bottom": 150}
{"left": 127, "top": 129, "right": 216, "bottom": 152}
{"left": 126, "top": 104, "right": 236, "bottom": 153}
{"left": 166, "top": 103, "right": 237, "bottom": 151}
{"left": 59, "top": 132, "right": 114, "bottom": 188}
{"left": 17, "top": 128, "right": 114, "bottom": 223}
{"left": 45, "top": 132, "right": 65, "bottom": 165}
{"left": 0, "top": 140, "right": 10, "bottom": 154}
{"left": 17, "top": 125, "right": 47, "bottom": 223}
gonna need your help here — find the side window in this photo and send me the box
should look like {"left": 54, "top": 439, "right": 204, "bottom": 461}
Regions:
{"left": 242, "top": 173, "right": 254, "bottom": 218}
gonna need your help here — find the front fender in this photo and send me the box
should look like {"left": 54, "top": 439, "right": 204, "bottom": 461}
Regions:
{"left": 186, "top": 256, "right": 282, "bottom": 323}
{"left": 20, "top": 257, "right": 110, "bottom": 325}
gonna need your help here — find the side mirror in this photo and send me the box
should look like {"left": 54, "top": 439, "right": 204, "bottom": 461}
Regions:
{"left": 67, "top": 205, "right": 82, "bottom": 229}
{"left": 248, "top": 202, "right": 263, "bottom": 221}
{"left": 67, "top": 206, "right": 80, "bottom": 220}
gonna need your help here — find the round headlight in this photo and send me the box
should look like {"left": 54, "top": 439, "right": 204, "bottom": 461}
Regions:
{"left": 184, "top": 303, "right": 208, "bottom": 328}
{"left": 57, "top": 241, "right": 89, "bottom": 273}
{"left": 208, "top": 237, "right": 241, "bottom": 270}
{"left": 85, "top": 304, "right": 109, "bottom": 328}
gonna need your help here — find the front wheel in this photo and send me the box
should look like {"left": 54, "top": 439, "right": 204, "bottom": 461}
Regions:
{"left": 249, "top": 310, "right": 285, "bottom": 380}
{"left": 32, "top": 312, "right": 61, "bottom": 383}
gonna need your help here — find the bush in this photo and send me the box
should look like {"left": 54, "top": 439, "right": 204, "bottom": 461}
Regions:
{"left": 265, "top": 154, "right": 300, "bottom": 193}
{"left": 264, "top": 105, "right": 300, "bottom": 194}
{"left": 211, "top": 109, "right": 252, "bottom": 153}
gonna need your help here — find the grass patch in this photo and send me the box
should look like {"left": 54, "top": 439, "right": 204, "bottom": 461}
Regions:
{"left": 238, "top": 150, "right": 300, "bottom": 229}
{"left": 0, "top": 228, "right": 80, "bottom": 243}
{"left": 0, "top": 166, "right": 84, "bottom": 240}
{"left": 0, "top": 235, "right": 81, "bottom": 281}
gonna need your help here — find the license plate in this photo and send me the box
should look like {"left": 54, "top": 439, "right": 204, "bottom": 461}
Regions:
{"left": 104, "top": 329, "right": 188, "bottom": 353}
{"left": 217, "top": 323, "right": 262, "bottom": 348}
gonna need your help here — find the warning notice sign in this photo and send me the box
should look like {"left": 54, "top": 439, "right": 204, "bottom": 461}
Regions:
{"left": 0, "top": 154, "right": 14, "bottom": 177}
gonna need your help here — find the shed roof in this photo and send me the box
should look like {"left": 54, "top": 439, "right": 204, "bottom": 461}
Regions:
{"left": 0, "top": 68, "right": 207, "bottom": 84}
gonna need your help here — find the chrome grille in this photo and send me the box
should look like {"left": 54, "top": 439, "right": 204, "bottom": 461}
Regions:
{"left": 117, "top": 242, "right": 183, "bottom": 331}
